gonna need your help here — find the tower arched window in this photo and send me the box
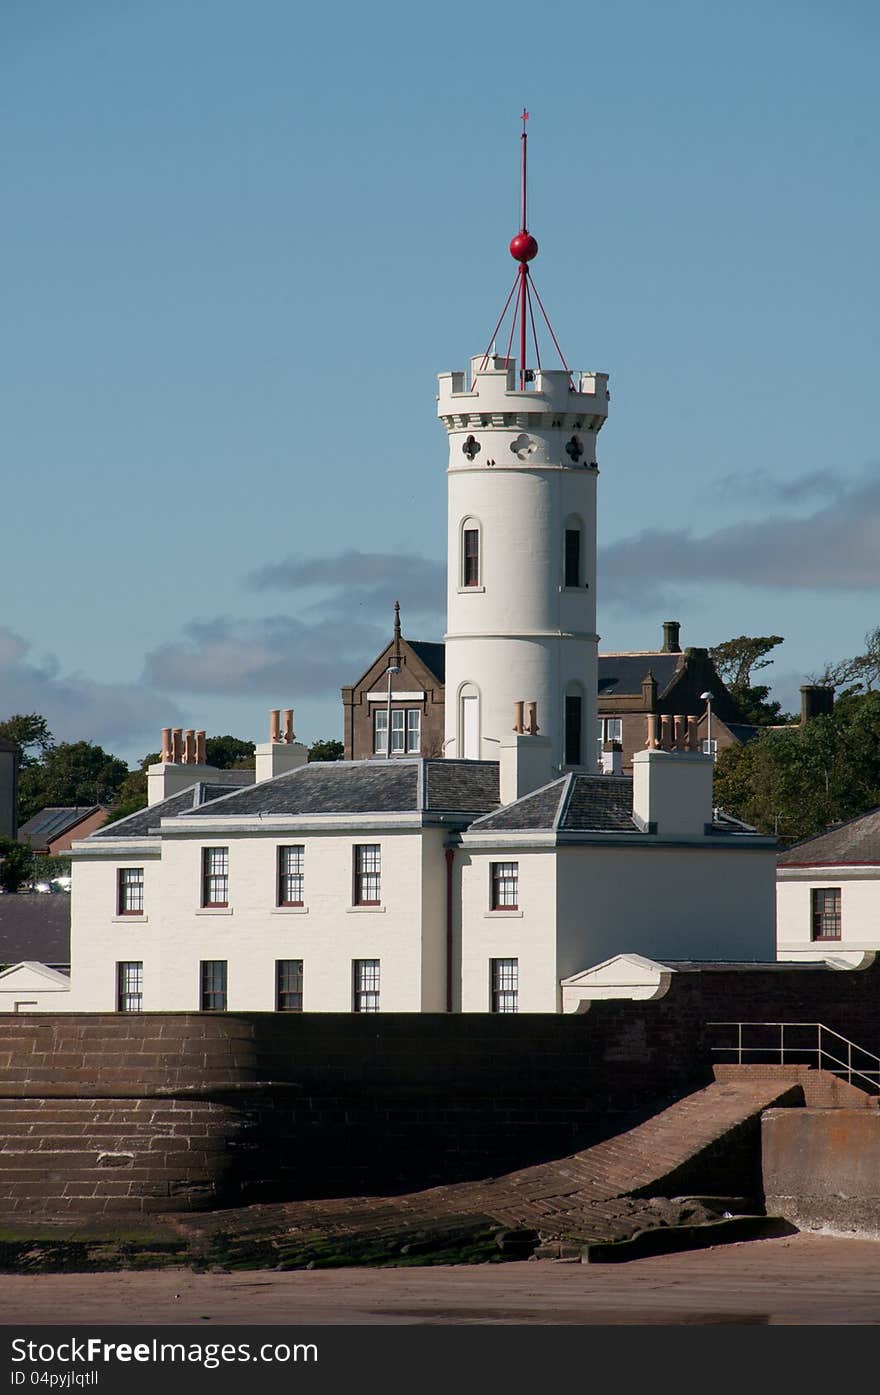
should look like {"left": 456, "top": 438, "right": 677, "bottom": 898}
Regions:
{"left": 564, "top": 683, "right": 584, "bottom": 767}
{"left": 563, "top": 516, "right": 584, "bottom": 589}
{"left": 458, "top": 682, "right": 481, "bottom": 760}
{"left": 461, "top": 519, "right": 482, "bottom": 588}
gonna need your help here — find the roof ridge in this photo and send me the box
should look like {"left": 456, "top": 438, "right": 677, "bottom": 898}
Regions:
{"left": 553, "top": 772, "right": 577, "bottom": 831}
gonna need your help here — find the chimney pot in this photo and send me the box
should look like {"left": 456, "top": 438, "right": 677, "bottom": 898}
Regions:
{"left": 171, "top": 729, "right": 183, "bottom": 764}
{"left": 512, "top": 701, "right": 524, "bottom": 734}
{"left": 661, "top": 620, "right": 681, "bottom": 653}
{"left": 283, "top": 709, "right": 295, "bottom": 743}
{"left": 269, "top": 709, "right": 281, "bottom": 743}
{"left": 161, "top": 728, "right": 172, "bottom": 762}
{"left": 525, "top": 701, "right": 539, "bottom": 735}
{"left": 196, "top": 730, "right": 206, "bottom": 764}
{"left": 183, "top": 729, "right": 196, "bottom": 764}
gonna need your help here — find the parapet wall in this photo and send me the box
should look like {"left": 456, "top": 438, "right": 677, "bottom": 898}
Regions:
{"left": 3, "top": 960, "right": 880, "bottom": 1216}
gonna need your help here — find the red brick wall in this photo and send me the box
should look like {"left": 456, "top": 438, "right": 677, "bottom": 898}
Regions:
{"left": 2, "top": 961, "right": 879, "bottom": 1213}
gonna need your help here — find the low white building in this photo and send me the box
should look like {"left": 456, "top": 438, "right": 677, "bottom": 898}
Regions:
{"left": 777, "top": 808, "right": 880, "bottom": 965}
{"left": 31, "top": 739, "right": 775, "bottom": 1017}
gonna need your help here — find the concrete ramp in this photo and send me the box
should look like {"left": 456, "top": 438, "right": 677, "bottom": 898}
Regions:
{"left": 176, "top": 1078, "right": 803, "bottom": 1265}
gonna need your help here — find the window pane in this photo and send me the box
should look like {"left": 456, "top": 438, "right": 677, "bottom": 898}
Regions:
{"left": 491, "top": 958, "right": 518, "bottom": 1013}
{"left": 117, "top": 961, "right": 143, "bottom": 1013}
{"left": 202, "top": 847, "right": 228, "bottom": 906}
{"left": 201, "top": 960, "right": 227, "bottom": 1010}
{"left": 812, "top": 887, "right": 841, "bottom": 941}
{"left": 276, "top": 959, "right": 303, "bottom": 1011}
{"left": 463, "top": 528, "right": 480, "bottom": 587}
{"left": 491, "top": 861, "right": 519, "bottom": 910}
{"left": 406, "top": 709, "right": 421, "bottom": 752}
{"left": 278, "top": 845, "right": 305, "bottom": 905}
{"left": 354, "top": 844, "right": 381, "bottom": 905}
{"left": 118, "top": 867, "right": 144, "bottom": 915}
{"left": 374, "top": 709, "right": 388, "bottom": 754}
{"left": 564, "top": 528, "right": 581, "bottom": 587}
{"left": 565, "top": 694, "right": 582, "bottom": 765}
{"left": 353, "top": 958, "right": 380, "bottom": 1012}
{"left": 391, "top": 709, "right": 405, "bottom": 753}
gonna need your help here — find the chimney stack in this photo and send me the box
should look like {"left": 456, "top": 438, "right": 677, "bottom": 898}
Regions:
{"left": 800, "top": 685, "right": 834, "bottom": 725}
{"left": 148, "top": 724, "right": 219, "bottom": 804}
{"left": 255, "top": 707, "right": 308, "bottom": 782}
{"left": 661, "top": 620, "right": 681, "bottom": 653}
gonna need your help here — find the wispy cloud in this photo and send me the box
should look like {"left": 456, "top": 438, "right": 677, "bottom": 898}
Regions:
{"left": 247, "top": 549, "right": 446, "bottom": 621}
{"left": 600, "top": 473, "right": 880, "bottom": 605}
{"left": 139, "top": 549, "right": 449, "bottom": 697}
{"left": 709, "top": 466, "right": 846, "bottom": 506}
{"left": 142, "top": 613, "right": 390, "bottom": 696}
{"left": 0, "top": 626, "right": 179, "bottom": 753}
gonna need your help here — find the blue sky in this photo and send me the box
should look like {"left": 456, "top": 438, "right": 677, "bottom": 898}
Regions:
{"left": 2, "top": 0, "right": 879, "bottom": 763}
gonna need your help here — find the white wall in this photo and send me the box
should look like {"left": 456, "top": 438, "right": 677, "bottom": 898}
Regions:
{"left": 71, "top": 827, "right": 443, "bottom": 1013}
{"left": 777, "top": 868, "right": 880, "bottom": 963}
{"left": 556, "top": 844, "right": 777, "bottom": 975}
{"left": 67, "top": 851, "right": 162, "bottom": 1010}
{"left": 457, "top": 846, "right": 559, "bottom": 1012}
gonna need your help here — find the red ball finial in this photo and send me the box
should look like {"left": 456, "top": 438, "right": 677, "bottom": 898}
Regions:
{"left": 509, "top": 230, "right": 538, "bottom": 263}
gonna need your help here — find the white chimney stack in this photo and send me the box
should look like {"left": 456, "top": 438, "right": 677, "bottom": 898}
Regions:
{"left": 631, "top": 749, "right": 714, "bottom": 839}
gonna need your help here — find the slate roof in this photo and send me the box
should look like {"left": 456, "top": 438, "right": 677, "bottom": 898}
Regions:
{"left": 777, "top": 807, "right": 880, "bottom": 867}
{"left": 469, "top": 773, "right": 762, "bottom": 837}
{"left": 88, "top": 783, "right": 246, "bottom": 839}
{"left": 597, "top": 653, "right": 682, "bottom": 697}
{"left": 0, "top": 893, "right": 70, "bottom": 966}
{"left": 469, "top": 775, "right": 636, "bottom": 833}
{"left": 180, "top": 759, "right": 499, "bottom": 821}
{"left": 406, "top": 641, "right": 445, "bottom": 683}
{"left": 18, "top": 806, "right": 103, "bottom": 849}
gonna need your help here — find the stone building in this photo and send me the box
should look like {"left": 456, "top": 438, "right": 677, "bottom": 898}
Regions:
{"left": 342, "top": 603, "right": 445, "bottom": 761}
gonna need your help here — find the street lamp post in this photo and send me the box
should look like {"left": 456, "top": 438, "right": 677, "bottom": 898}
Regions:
{"left": 385, "top": 660, "right": 400, "bottom": 758}
{"left": 700, "top": 691, "right": 715, "bottom": 760}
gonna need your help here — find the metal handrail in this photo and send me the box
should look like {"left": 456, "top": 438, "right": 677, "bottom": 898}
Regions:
{"left": 707, "top": 1021, "right": 880, "bottom": 1095}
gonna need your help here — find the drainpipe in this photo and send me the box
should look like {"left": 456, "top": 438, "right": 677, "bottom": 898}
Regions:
{"left": 445, "top": 847, "right": 455, "bottom": 1013}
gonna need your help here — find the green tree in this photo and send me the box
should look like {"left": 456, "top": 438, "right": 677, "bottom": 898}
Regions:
{"left": 18, "top": 742, "right": 129, "bottom": 825}
{"left": 714, "top": 690, "right": 880, "bottom": 843}
{"left": 0, "top": 837, "right": 34, "bottom": 893}
{"left": 205, "top": 735, "right": 255, "bottom": 769}
{"left": 710, "top": 635, "right": 786, "bottom": 725}
{"left": 308, "top": 739, "right": 344, "bottom": 762}
{"left": 814, "top": 625, "right": 880, "bottom": 694}
{"left": 0, "top": 713, "right": 54, "bottom": 767}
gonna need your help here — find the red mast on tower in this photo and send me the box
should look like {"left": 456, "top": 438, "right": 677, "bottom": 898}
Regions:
{"left": 476, "top": 111, "right": 573, "bottom": 391}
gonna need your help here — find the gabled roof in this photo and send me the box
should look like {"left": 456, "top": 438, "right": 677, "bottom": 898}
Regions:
{"left": 88, "top": 783, "right": 246, "bottom": 839}
{"left": 18, "top": 806, "right": 103, "bottom": 848}
{"left": 778, "top": 807, "right": 880, "bottom": 867}
{"left": 597, "top": 653, "right": 681, "bottom": 698}
{"left": 0, "top": 960, "right": 71, "bottom": 986}
{"left": 178, "top": 759, "right": 499, "bottom": 821}
{"left": 406, "top": 641, "right": 445, "bottom": 683}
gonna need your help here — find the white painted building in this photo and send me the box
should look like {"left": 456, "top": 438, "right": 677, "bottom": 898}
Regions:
{"left": 777, "top": 808, "right": 880, "bottom": 965}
